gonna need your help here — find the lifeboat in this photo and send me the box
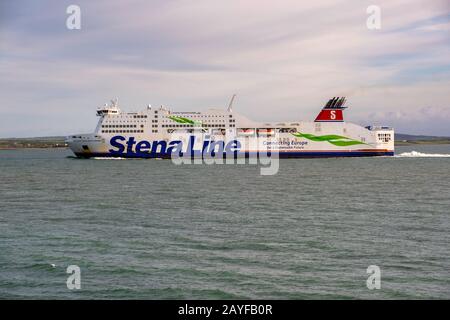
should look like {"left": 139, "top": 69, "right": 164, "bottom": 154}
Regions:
{"left": 257, "top": 128, "right": 275, "bottom": 135}
{"left": 237, "top": 128, "right": 255, "bottom": 136}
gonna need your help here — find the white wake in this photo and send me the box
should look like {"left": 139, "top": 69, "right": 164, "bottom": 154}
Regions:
{"left": 396, "top": 151, "right": 450, "bottom": 158}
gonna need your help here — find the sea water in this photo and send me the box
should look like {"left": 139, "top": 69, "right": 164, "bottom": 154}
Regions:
{"left": 0, "top": 145, "right": 449, "bottom": 299}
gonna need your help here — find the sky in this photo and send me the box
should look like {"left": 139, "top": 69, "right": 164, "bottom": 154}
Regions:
{"left": 0, "top": 0, "right": 449, "bottom": 137}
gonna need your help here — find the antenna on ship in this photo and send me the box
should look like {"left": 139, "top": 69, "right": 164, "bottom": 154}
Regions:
{"left": 336, "top": 97, "right": 347, "bottom": 108}
{"left": 228, "top": 94, "right": 236, "bottom": 112}
{"left": 323, "top": 96, "right": 347, "bottom": 109}
{"left": 110, "top": 98, "right": 119, "bottom": 108}
{"left": 329, "top": 97, "right": 337, "bottom": 108}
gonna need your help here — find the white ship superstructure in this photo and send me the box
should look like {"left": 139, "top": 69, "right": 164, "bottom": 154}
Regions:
{"left": 66, "top": 97, "right": 394, "bottom": 158}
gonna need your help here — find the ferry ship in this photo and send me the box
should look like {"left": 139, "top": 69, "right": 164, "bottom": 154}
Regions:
{"left": 66, "top": 96, "right": 394, "bottom": 158}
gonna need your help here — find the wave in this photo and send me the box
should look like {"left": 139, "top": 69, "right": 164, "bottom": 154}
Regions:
{"left": 92, "top": 157, "right": 127, "bottom": 160}
{"left": 92, "top": 157, "right": 163, "bottom": 160}
{"left": 396, "top": 151, "right": 450, "bottom": 158}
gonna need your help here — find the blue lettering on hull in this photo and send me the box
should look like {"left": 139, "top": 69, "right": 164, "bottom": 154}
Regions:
{"left": 108, "top": 135, "right": 241, "bottom": 158}
{"left": 74, "top": 136, "right": 393, "bottom": 158}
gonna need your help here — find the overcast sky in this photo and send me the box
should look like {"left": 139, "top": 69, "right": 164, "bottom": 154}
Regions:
{"left": 1, "top": 0, "right": 449, "bottom": 137}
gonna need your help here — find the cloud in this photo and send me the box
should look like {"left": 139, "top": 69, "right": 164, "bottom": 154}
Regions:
{"left": 0, "top": 0, "right": 449, "bottom": 137}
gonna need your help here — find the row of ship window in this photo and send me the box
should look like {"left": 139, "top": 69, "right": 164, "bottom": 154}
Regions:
{"left": 102, "top": 124, "right": 144, "bottom": 128}
{"left": 102, "top": 130, "right": 144, "bottom": 133}
{"left": 377, "top": 133, "right": 392, "bottom": 142}
{"left": 119, "top": 114, "right": 233, "bottom": 119}
{"left": 161, "top": 124, "right": 236, "bottom": 128}
{"left": 102, "top": 124, "right": 143, "bottom": 128}
{"left": 163, "top": 114, "right": 232, "bottom": 118}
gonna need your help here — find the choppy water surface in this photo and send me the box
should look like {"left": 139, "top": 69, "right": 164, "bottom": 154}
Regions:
{"left": 0, "top": 145, "right": 449, "bottom": 299}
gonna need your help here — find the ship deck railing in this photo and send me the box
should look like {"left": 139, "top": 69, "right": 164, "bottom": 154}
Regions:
{"left": 365, "top": 126, "right": 393, "bottom": 131}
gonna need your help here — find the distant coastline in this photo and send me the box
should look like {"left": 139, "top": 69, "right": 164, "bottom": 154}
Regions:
{"left": 395, "top": 139, "right": 450, "bottom": 146}
{"left": 1, "top": 134, "right": 449, "bottom": 149}
{"left": 0, "top": 137, "right": 68, "bottom": 150}
{"left": 395, "top": 140, "right": 450, "bottom": 146}
{"left": 394, "top": 133, "right": 450, "bottom": 146}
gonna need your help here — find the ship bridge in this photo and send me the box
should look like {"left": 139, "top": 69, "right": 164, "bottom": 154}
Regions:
{"left": 96, "top": 98, "right": 120, "bottom": 116}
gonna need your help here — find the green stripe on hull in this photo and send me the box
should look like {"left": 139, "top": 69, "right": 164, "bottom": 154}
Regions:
{"left": 291, "top": 132, "right": 366, "bottom": 147}
{"left": 168, "top": 116, "right": 202, "bottom": 126}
